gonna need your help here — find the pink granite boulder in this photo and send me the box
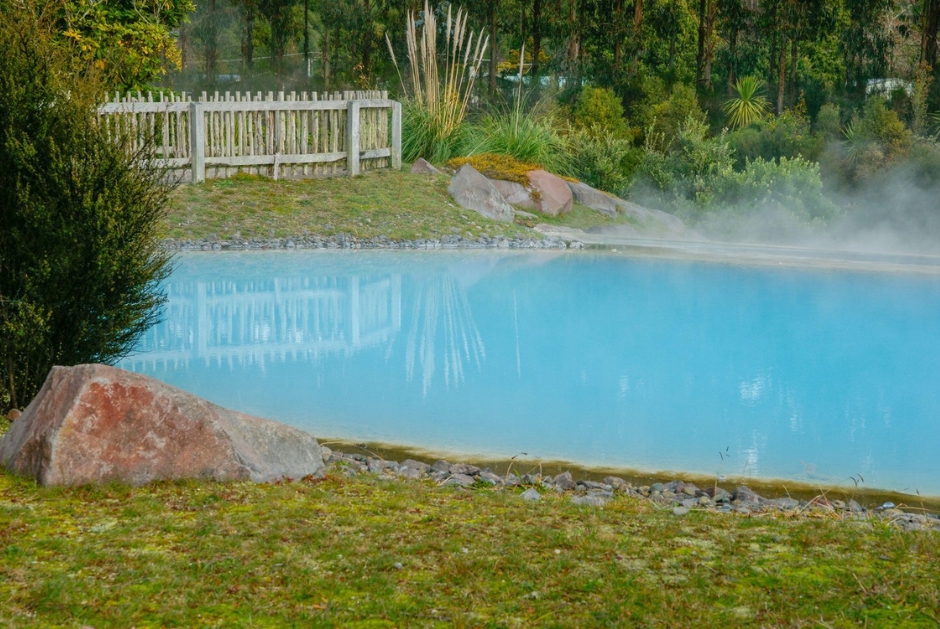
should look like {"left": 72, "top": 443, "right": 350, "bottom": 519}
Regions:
{"left": 489, "top": 179, "right": 537, "bottom": 209}
{"left": 0, "top": 364, "right": 325, "bottom": 486}
{"left": 527, "top": 170, "right": 573, "bottom": 216}
{"left": 410, "top": 158, "right": 443, "bottom": 175}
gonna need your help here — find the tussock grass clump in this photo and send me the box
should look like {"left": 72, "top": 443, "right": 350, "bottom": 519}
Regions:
{"left": 465, "top": 112, "right": 573, "bottom": 176}
{"left": 386, "top": 1, "right": 487, "bottom": 163}
{"left": 447, "top": 153, "right": 543, "bottom": 186}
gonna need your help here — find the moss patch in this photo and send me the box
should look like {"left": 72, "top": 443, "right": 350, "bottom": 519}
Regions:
{"left": 448, "top": 153, "right": 546, "bottom": 186}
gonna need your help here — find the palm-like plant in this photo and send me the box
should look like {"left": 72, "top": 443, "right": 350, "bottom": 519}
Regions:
{"left": 723, "top": 76, "right": 770, "bottom": 129}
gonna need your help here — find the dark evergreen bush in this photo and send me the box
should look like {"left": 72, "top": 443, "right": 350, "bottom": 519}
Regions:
{"left": 0, "top": 2, "right": 172, "bottom": 409}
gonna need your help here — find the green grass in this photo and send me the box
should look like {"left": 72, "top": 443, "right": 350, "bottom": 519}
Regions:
{"left": 165, "top": 170, "right": 533, "bottom": 242}
{"left": 1, "top": 465, "right": 939, "bottom": 627}
{"left": 166, "top": 169, "right": 642, "bottom": 242}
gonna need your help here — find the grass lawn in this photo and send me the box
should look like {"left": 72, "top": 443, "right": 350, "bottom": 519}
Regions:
{"left": 164, "top": 169, "right": 642, "bottom": 242}
{"left": 1, "top": 416, "right": 938, "bottom": 628}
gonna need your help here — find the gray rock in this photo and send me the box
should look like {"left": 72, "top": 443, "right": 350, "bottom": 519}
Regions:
{"left": 680, "top": 498, "right": 698, "bottom": 509}
{"left": 571, "top": 494, "right": 608, "bottom": 507}
{"left": 410, "top": 158, "right": 443, "bottom": 175}
{"left": 430, "top": 460, "right": 452, "bottom": 473}
{"left": 672, "top": 506, "right": 690, "bottom": 516}
{"left": 553, "top": 471, "right": 578, "bottom": 491}
{"left": 567, "top": 181, "right": 620, "bottom": 217}
{"left": 579, "top": 480, "right": 610, "bottom": 491}
{"left": 520, "top": 488, "right": 541, "bottom": 501}
{"left": 443, "top": 473, "right": 476, "bottom": 487}
{"left": 400, "top": 459, "right": 431, "bottom": 473}
{"left": 476, "top": 471, "right": 501, "bottom": 485}
{"left": 489, "top": 179, "right": 537, "bottom": 209}
{"left": 733, "top": 486, "right": 763, "bottom": 503}
{"left": 448, "top": 165, "right": 514, "bottom": 222}
{"left": 367, "top": 458, "right": 398, "bottom": 474}
{"left": 0, "top": 364, "right": 325, "bottom": 486}
{"left": 650, "top": 483, "right": 666, "bottom": 493}
{"left": 603, "top": 476, "right": 629, "bottom": 491}
{"left": 522, "top": 473, "right": 540, "bottom": 485}
{"left": 396, "top": 467, "right": 423, "bottom": 480}
{"left": 680, "top": 484, "right": 699, "bottom": 497}
{"left": 765, "top": 497, "right": 801, "bottom": 511}
{"left": 449, "top": 463, "right": 481, "bottom": 476}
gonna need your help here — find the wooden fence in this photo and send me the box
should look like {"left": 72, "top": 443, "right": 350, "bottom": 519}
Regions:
{"left": 98, "top": 90, "right": 402, "bottom": 182}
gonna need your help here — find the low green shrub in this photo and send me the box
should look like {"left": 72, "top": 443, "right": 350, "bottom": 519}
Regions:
{"left": 728, "top": 109, "right": 824, "bottom": 168}
{"left": 716, "top": 156, "right": 839, "bottom": 223}
{"left": 571, "top": 86, "right": 631, "bottom": 139}
{"left": 567, "top": 127, "right": 641, "bottom": 195}
{"left": 0, "top": 3, "right": 173, "bottom": 408}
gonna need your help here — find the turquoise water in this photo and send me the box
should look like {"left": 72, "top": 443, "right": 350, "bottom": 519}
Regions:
{"left": 120, "top": 250, "right": 940, "bottom": 496}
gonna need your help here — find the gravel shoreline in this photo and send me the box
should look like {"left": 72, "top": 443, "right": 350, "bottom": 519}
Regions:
{"left": 161, "top": 233, "right": 579, "bottom": 251}
{"left": 322, "top": 446, "right": 940, "bottom": 533}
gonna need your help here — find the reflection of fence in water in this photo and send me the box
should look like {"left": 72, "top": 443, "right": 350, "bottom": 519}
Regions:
{"left": 121, "top": 274, "right": 401, "bottom": 371}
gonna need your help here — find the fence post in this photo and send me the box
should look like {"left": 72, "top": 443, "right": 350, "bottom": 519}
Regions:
{"left": 347, "top": 99, "right": 360, "bottom": 176}
{"left": 391, "top": 101, "right": 402, "bottom": 170}
{"left": 190, "top": 101, "right": 206, "bottom": 183}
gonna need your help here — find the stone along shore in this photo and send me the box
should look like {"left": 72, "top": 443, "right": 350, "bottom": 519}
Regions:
{"left": 321, "top": 446, "right": 940, "bottom": 534}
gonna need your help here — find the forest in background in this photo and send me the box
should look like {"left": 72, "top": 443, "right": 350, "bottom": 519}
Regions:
{"left": 34, "top": 0, "right": 940, "bottom": 249}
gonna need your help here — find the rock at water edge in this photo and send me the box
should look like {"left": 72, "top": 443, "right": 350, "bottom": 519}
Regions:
{"left": 0, "top": 363, "right": 326, "bottom": 486}
{"left": 448, "top": 165, "right": 514, "bottom": 222}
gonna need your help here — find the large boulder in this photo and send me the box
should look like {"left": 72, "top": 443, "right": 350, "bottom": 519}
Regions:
{"left": 567, "top": 181, "right": 619, "bottom": 217}
{"left": 448, "top": 165, "right": 515, "bottom": 222}
{"left": 488, "top": 178, "right": 537, "bottom": 209}
{"left": 527, "top": 170, "right": 573, "bottom": 217}
{"left": 0, "top": 364, "right": 325, "bottom": 486}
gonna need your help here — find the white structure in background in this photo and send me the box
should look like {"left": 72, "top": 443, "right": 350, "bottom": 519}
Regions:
{"left": 120, "top": 274, "right": 402, "bottom": 372}
{"left": 866, "top": 78, "right": 913, "bottom": 97}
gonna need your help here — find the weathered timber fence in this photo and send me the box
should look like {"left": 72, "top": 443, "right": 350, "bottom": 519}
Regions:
{"left": 98, "top": 90, "right": 402, "bottom": 183}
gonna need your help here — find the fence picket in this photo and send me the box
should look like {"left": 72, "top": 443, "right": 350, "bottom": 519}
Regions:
{"left": 98, "top": 90, "right": 400, "bottom": 183}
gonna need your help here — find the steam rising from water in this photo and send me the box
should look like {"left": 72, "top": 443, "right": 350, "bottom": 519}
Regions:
{"left": 635, "top": 156, "right": 940, "bottom": 257}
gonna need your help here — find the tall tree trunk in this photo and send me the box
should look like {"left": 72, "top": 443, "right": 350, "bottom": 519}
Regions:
{"left": 577, "top": 0, "right": 587, "bottom": 85}
{"left": 243, "top": 14, "right": 254, "bottom": 72}
{"left": 489, "top": 0, "right": 499, "bottom": 97}
{"left": 923, "top": 0, "right": 940, "bottom": 68}
{"left": 727, "top": 27, "right": 737, "bottom": 93}
{"left": 697, "top": 0, "right": 707, "bottom": 84}
{"left": 788, "top": 35, "right": 798, "bottom": 108}
{"left": 322, "top": 30, "right": 331, "bottom": 90}
{"left": 632, "top": 0, "right": 643, "bottom": 75}
{"left": 614, "top": 0, "right": 624, "bottom": 74}
{"left": 531, "top": 0, "right": 543, "bottom": 77}
{"left": 204, "top": 0, "right": 218, "bottom": 84}
{"left": 567, "top": 0, "right": 579, "bottom": 80}
{"left": 703, "top": 0, "right": 715, "bottom": 88}
{"left": 777, "top": 35, "right": 786, "bottom": 114}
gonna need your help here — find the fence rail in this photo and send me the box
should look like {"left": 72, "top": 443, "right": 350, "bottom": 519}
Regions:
{"left": 98, "top": 90, "right": 402, "bottom": 182}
